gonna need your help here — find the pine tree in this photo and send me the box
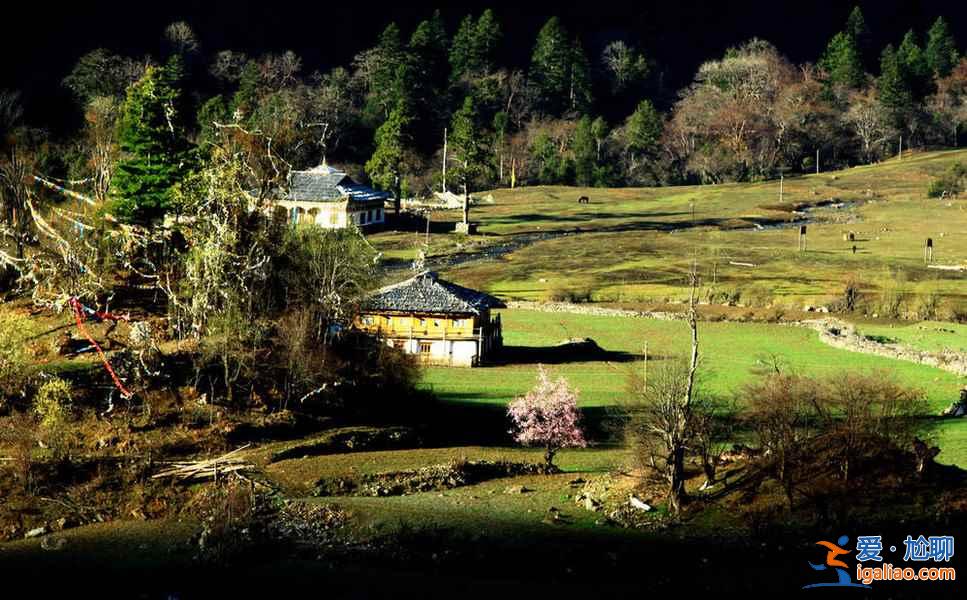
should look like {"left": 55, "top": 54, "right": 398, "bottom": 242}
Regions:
{"left": 878, "top": 44, "right": 914, "bottom": 131}
{"left": 572, "top": 116, "right": 596, "bottom": 186}
{"left": 926, "top": 17, "right": 959, "bottom": 78}
{"left": 449, "top": 10, "right": 502, "bottom": 81}
{"left": 109, "top": 64, "right": 190, "bottom": 223}
{"left": 449, "top": 15, "right": 477, "bottom": 82}
{"left": 530, "top": 17, "right": 591, "bottom": 116}
{"left": 473, "top": 9, "right": 502, "bottom": 75}
{"left": 408, "top": 11, "right": 449, "bottom": 150}
{"left": 898, "top": 30, "right": 932, "bottom": 99}
{"left": 845, "top": 6, "right": 873, "bottom": 66}
{"left": 449, "top": 96, "right": 490, "bottom": 224}
{"left": 365, "top": 95, "right": 412, "bottom": 218}
{"left": 371, "top": 23, "right": 405, "bottom": 118}
{"left": 819, "top": 31, "right": 865, "bottom": 89}
{"left": 624, "top": 100, "right": 663, "bottom": 155}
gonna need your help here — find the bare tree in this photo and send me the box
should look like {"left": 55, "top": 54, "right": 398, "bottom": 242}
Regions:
{"left": 624, "top": 264, "right": 701, "bottom": 516}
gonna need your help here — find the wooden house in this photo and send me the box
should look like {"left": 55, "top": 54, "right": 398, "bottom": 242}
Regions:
{"left": 277, "top": 164, "right": 389, "bottom": 229}
{"left": 355, "top": 271, "right": 504, "bottom": 367}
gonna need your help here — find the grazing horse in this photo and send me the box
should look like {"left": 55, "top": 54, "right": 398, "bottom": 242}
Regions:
{"left": 577, "top": 195, "right": 590, "bottom": 204}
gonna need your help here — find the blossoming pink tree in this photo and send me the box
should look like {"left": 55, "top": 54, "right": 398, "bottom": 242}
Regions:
{"left": 507, "top": 365, "right": 587, "bottom": 471}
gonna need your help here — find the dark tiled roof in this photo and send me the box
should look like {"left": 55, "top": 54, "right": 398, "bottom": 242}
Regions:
{"left": 287, "top": 165, "right": 390, "bottom": 203}
{"left": 364, "top": 272, "right": 505, "bottom": 315}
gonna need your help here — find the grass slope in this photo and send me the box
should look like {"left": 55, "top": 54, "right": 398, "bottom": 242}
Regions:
{"left": 372, "top": 149, "right": 967, "bottom": 309}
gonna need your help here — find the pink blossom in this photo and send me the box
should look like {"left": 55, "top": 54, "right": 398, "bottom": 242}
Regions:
{"left": 507, "top": 365, "right": 587, "bottom": 465}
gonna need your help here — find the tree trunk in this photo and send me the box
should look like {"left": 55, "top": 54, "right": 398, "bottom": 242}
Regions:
{"left": 668, "top": 444, "right": 686, "bottom": 514}
{"left": 462, "top": 183, "right": 470, "bottom": 225}
{"left": 544, "top": 445, "right": 557, "bottom": 471}
{"left": 393, "top": 175, "right": 402, "bottom": 219}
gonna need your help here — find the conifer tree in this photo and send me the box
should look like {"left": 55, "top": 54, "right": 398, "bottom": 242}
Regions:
{"left": 449, "top": 96, "right": 489, "bottom": 225}
{"left": 897, "top": 30, "right": 932, "bottom": 99}
{"left": 819, "top": 31, "right": 865, "bottom": 89}
{"left": 845, "top": 6, "right": 873, "bottom": 66}
{"left": 926, "top": 17, "right": 959, "bottom": 78}
{"left": 877, "top": 44, "right": 914, "bottom": 131}
{"left": 366, "top": 94, "right": 412, "bottom": 218}
{"left": 572, "top": 116, "right": 596, "bottom": 186}
{"left": 530, "top": 17, "right": 592, "bottom": 116}
{"left": 109, "top": 64, "right": 190, "bottom": 223}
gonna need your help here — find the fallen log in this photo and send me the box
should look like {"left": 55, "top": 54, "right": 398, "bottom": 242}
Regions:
{"left": 728, "top": 261, "right": 758, "bottom": 268}
{"left": 152, "top": 444, "right": 254, "bottom": 482}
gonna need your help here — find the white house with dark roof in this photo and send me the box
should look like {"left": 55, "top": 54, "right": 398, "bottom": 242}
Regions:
{"left": 354, "top": 271, "right": 504, "bottom": 367}
{"left": 277, "top": 164, "right": 389, "bottom": 229}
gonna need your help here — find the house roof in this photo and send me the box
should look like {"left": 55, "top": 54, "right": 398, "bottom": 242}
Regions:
{"left": 364, "top": 271, "right": 505, "bottom": 315}
{"left": 287, "top": 164, "right": 391, "bottom": 203}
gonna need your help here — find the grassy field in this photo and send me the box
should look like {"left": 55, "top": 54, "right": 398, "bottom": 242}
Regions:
{"left": 855, "top": 319, "right": 967, "bottom": 353}
{"left": 421, "top": 309, "right": 965, "bottom": 412}
{"left": 372, "top": 149, "right": 967, "bottom": 310}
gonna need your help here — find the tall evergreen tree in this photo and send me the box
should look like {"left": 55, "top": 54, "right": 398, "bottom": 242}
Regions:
{"left": 878, "top": 44, "right": 914, "bottom": 131}
{"left": 110, "top": 64, "right": 190, "bottom": 223}
{"left": 845, "top": 6, "right": 873, "bottom": 66}
{"left": 530, "top": 17, "right": 592, "bottom": 116}
{"left": 365, "top": 95, "right": 412, "bottom": 218}
{"left": 370, "top": 23, "right": 406, "bottom": 118}
{"left": 449, "top": 10, "right": 502, "bottom": 81}
{"left": 449, "top": 96, "right": 489, "bottom": 225}
{"left": 819, "top": 31, "right": 865, "bottom": 89}
{"left": 408, "top": 11, "right": 449, "bottom": 150}
{"left": 472, "top": 9, "right": 502, "bottom": 75}
{"left": 926, "top": 17, "right": 959, "bottom": 78}
{"left": 897, "top": 30, "right": 932, "bottom": 99}
{"left": 449, "top": 15, "right": 477, "bottom": 82}
{"left": 572, "top": 116, "right": 596, "bottom": 186}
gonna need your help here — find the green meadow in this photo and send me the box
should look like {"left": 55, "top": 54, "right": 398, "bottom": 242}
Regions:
{"left": 421, "top": 309, "right": 964, "bottom": 412}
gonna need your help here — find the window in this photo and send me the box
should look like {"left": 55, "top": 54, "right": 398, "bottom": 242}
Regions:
{"left": 418, "top": 318, "right": 426, "bottom": 327}
{"left": 433, "top": 320, "right": 440, "bottom": 327}
{"left": 453, "top": 319, "right": 464, "bottom": 328}
{"left": 361, "top": 315, "right": 374, "bottom": 326}
{"left": 329, "top": 210, "right": 339, "bottom": 225}
{"left": 393, "top": 340, "right": 405, "bottom": 350}
{"left": 360, "top": 211, "right": 368, "bottom": 225}
{"left": 419, "top": 342, "right": 432, "bottom": 354}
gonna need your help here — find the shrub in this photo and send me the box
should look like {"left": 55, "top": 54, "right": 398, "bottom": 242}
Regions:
{"left": 33, "top": 377, "right": 75, "bottom": 460}
{"left": 927, "top": 162, "right": 966, "bottom": 198}
{"left": 0, "top": 310, "right": 37, "bottom": 400}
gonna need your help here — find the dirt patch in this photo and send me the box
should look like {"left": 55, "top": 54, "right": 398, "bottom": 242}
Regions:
{"left": 313, "top": 460, "right": 548, "bottom": 497}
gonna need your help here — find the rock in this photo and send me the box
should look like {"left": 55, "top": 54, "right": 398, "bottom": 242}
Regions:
{"left": 629, "top": 495, "right": 653, "bottom": 512}
{"left": 53, "top": 517, "right": 71, "bottom": 531}
{"left": 584, "top": 496, "right": 601, "bottom": 512}
{"left": 568, "top": 477, "right": 586, "bottom": 486}
{"left": 25, "top": 527, "right": 48, "bottom": 539}
{"left": 504, "top": 485, "right": 530, "bottom": 494}
{"left": 803, "top": 305, "right": 815, "bottom": 312}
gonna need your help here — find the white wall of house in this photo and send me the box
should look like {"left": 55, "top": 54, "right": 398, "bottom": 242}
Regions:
{"left": 384, "top": 337, "right": 479, "bottom": 367}
{"left": 276, "top": 199, "right": 384, "bottom": 229}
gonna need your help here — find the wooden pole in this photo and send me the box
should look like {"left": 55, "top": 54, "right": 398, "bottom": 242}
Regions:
{"left": 779, "top": 172, "right": 784, "bottom": 203}
{"left": 425, "top": 211, "right": 431, "bottom": 246}
{"left": 816, "top": 149, "right": 820, "bottom": 174}
{"left": 643, "top": 340, "right": 648, "bottom": 388}
{"left": 899, "top": 135, "right": 903, "bottom": 160}
{"left": 442, "top": 127, "right": 448, "bottom": 193}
